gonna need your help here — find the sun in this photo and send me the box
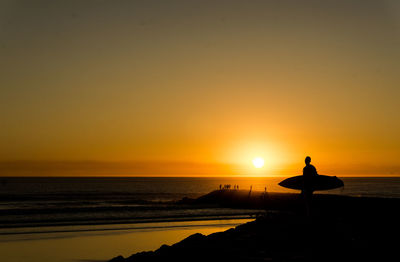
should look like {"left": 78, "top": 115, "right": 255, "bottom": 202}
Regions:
{"left": 252, "top": 157, "right": 265, "bottom": 168}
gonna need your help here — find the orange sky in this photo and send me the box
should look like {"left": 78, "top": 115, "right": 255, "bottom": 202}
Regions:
{"left": 1, "top": 1, "right": 400, "bottom": 176}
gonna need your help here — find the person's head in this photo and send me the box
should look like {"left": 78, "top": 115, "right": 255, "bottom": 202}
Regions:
{"left": 305, "top": 156, "right": 311, "bottom": 165}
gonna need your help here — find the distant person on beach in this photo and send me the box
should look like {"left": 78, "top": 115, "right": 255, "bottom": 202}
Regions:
{"left": 263, "top": 186, "right": 268, "bottom": 201}
{"left": 302, "top": 156, "right": 318, "bottom": 215}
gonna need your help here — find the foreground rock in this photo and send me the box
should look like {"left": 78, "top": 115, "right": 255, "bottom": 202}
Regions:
{"left": 110, "top": 191, "right": 400, "bottom": 261}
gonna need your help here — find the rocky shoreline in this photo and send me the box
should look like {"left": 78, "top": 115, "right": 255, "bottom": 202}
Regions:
{"left": 109, "top": 190, "right": 400, "bottom": 261}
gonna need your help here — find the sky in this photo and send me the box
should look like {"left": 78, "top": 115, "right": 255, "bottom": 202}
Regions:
{"left": 1, "top": 0, "right": 400, "bottom": 176}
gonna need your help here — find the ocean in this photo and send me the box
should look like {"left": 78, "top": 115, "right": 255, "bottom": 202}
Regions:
{"left": 1, "top": 176, "right": 400, "bottom": 228}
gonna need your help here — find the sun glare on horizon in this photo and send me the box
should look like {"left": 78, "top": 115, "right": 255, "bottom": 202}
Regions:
{"left": 252, "top": 157, "right": 265, "bottom": 168}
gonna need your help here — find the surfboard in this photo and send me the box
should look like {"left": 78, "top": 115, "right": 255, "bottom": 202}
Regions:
{"left": 279, "top": 175, "right": 344, "bottom": 191}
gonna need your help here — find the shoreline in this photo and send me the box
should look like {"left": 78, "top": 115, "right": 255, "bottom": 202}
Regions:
{"left": 0, "top": 216, "right": 255, "bottom": 236}
{"left": 109, "top": 190, "right": 400, "bottom": 261}
{"left": 0, "top": 218, "right": 253, "bottom": 240}
{"left": 0, "top": 210, "right": 260, "bottom": 230}
{"left": 0, "top": 218, "right": 248, "bottom": 262}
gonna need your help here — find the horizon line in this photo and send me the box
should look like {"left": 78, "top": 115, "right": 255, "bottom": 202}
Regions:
{"left": 1, "top": 174, "right": 400, "bottom": 178}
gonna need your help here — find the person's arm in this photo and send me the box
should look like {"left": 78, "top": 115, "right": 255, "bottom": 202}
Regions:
{"left": 313, "top": 166, "right": 318, "bottom": 175}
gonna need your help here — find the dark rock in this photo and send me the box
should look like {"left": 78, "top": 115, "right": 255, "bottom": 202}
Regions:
{"left": 109, "top": 255, "right": 125, "bottom": 262}
{"left": 172, "top": 233, "right": 205, "bottom": 247}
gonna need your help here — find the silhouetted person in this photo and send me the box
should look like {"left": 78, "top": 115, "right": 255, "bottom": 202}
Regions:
{"left": 219, "top": 184, "right": 222, "bottom": 190}
{"left": 263, "top": 186, "right": 269, "bottom": 202}
{"left": 302, "top": 156, "right": 318, "bottom": 216}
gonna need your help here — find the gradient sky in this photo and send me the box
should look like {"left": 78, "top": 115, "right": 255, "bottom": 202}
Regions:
{"left": 1, "top": 0, "right": 400, "bottom": 176}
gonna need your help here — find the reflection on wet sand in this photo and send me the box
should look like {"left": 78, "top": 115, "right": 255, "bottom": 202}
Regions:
{"left": 0, "top": 219, "right": 252, "bottom": 262}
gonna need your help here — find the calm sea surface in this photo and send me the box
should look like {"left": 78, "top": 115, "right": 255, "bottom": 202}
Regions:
{"left": 0, "top": 176, "right": 399, "bottom": 228}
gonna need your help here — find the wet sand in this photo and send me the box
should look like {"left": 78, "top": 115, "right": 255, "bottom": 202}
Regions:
{"left": 110, "top": 190, "right": 400, "bottom": 261}
{"left": 0, "top": 219, "right": 251, "bottom": 262}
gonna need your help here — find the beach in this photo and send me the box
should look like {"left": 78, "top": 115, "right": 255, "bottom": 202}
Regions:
{"left": 0, "top": 218, "right": 252, "bottom": 262}
{"left": 110, "top": 190, "right": 400, "bottom": 261}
